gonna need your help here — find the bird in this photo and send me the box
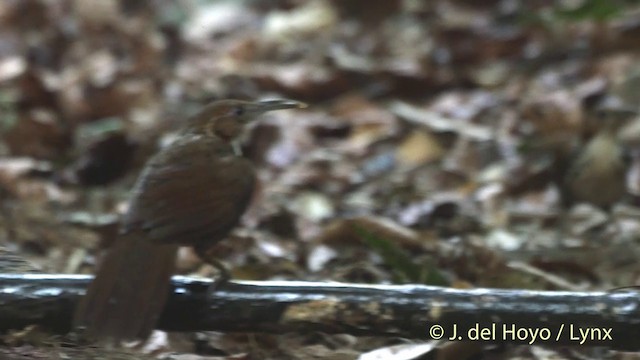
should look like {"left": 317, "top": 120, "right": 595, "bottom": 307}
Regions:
{"left": 73, "top": 99, "right": 305, "bottom": 343}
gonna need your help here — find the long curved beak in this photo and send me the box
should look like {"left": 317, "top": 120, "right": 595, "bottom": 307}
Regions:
{"left": 253, "top": 99, "right": 307, "bottom": 113}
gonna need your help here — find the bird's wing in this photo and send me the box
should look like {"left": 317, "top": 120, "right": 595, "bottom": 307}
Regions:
{"left": 121, "top": 135, "right": 256, "bottom": 245}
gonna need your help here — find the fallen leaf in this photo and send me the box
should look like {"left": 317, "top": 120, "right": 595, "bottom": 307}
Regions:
{"left": 396, "top": 130, "right": 444, "bottom": 167}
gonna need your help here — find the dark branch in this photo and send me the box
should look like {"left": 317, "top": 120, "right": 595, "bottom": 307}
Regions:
{"left": 1, "top": 274, "right": 639, "bottom": 350}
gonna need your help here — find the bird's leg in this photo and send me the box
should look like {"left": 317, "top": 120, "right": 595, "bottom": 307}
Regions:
{"left": 194, "top": 244, "right": 231, "bottom": 292}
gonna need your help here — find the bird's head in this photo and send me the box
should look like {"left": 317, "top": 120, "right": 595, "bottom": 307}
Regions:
{"left": 187, "top": 99, "right": 306, "bottom": 140}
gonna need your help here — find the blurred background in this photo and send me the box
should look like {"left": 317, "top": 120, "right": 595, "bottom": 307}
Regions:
{"left": 2, "top": 0, "right": 640, "bottom": 357}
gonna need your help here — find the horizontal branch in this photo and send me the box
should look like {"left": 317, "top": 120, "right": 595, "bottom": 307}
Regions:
{"left": 1, "top": 274, "right": 639, "bottom": 350}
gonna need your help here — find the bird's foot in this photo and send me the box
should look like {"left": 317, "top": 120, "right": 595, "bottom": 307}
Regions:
{"left": 206, "top": 257, "right": 231, "bottom": 294}
{"left": 195, "top": 246, "right": 231, "bottom": 294}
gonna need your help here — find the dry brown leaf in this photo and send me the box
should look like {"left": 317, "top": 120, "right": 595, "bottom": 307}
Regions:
{"left": 73, "top": 0, "right": 119, "bottom": 29}
{"left": 331, "top": 95, "right": 399, "bottom": 151}
{"left": 390, "top": 101, "right": 492, "bottom": 140}
{"left": 396, "top": 130, "right": 444, "bottom": 167}
{"left": 251, "top": 63, "right": 350, "bottom": 100}
{"left": 316, "top": 216, "right": 422, "bottom": 250}
{"left": 3, "top": 110, "right": 71, "bottom": 159}
{"left": 520, "top": 90, "right": 583, "bottom": 137}
{"left": 264, "top": 0, "right": 338, "bottom": 40}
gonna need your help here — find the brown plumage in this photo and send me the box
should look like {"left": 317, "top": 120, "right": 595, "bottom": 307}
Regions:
{"left": 73, "top": 99, "right": 305, "bottom": 342}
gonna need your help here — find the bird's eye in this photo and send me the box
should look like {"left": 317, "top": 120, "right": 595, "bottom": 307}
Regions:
{"left": 233, "top": 106, "right": 245, "bottom": 116}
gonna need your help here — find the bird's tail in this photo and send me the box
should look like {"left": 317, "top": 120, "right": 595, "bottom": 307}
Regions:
{"left": 73, "top": 233, "right": 179, "bottom": 342}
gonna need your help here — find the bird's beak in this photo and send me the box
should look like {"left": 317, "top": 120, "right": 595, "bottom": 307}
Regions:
{"left": 252, "top": 99, "right": 307, "bottom": 113}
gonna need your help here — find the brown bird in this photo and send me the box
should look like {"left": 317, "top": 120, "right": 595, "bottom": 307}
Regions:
{"left": 73, "top": 99, "right": 305, "bottom": 342}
